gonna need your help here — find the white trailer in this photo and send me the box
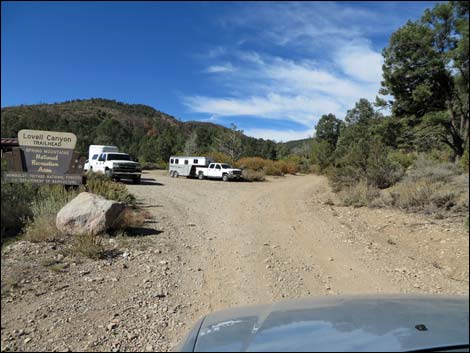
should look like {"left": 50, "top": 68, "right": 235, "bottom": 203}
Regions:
{"left": 168, "top": 156, "right": 214, "bottom": 178}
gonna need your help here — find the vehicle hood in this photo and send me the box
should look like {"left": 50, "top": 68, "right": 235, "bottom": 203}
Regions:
{"left": 182, "top": 295, "right": 469, "bottom": 352}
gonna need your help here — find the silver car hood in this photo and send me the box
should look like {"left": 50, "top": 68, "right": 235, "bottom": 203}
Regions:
{"left": 179, "top": 295, "right": 469, "bottom": 352}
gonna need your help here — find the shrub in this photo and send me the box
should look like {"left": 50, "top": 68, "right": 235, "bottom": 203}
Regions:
{"left": 310, "top": 140, "right": 335, "bottom": 171}
{"left": 235, "top": 157, "right": 269, "bottom": 171}
{"left": 309, "top": 164, "right": 322, "bottom": 175}
{"left": 366, "top": 139, "right": 404, "bottom": 188}
{"left": 70, "top": 233, "right": 105, "bottom": 259}
{"left": 388, "top": 151, "right": 416, "bottom": 169}
{"left": 407, "top": 155, "right": 460, "bottom": 182}
{"left": 263, "top": 161, "right": 283, "bottom": 176}
{"left": 276, "top": 160, "right": 298, "bottom": 175}
{"left": 242, "top": 169, "right": 266, "bottom": 182}
{"left": 338, "top": 181, "right": 380, "bottom": 207}
{"left": 22, "top": 185, "right": 78, "bottom": 242}
{"left": 389, "top": 179, "right": 441, "bottom": 210}
{"left": 84, "top": 173, "right": 136, "bottom": 205}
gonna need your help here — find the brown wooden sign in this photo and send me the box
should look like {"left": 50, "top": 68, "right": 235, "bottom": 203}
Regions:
{"left": 2, "top": 130, "right": 85, "bottom": 185}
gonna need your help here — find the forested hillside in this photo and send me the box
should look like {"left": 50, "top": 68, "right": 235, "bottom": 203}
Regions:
{"left": 1, "top": 98, "right": 279, "bottom": 163}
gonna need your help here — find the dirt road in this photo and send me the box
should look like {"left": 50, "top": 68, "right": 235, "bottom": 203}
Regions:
{"left": 128, "top": 170, "right": 469, "bottom": 349}
{"left": 2, "top": 170, "right": 468, "bottom": 351}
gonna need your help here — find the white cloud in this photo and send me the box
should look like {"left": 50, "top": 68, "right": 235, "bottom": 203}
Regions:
{"left": 185, "top": 55, "right": 378, "bottom": 128}
{"left": 205, "top": 63, "right": 235, "bottom": 73}
{"left": 335, "top": 41, "right": 383, "bottom": 83}
{"left": 243, "top": 128, "right": 314, "bottom": 143}
{"left": 183, "top": 2, "right": 392, "bottom": 141}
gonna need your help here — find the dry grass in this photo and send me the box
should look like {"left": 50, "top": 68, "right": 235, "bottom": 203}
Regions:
{"left": 22, "top": 185, "right": 77, "bottom": 243}
{"left": 69, "top": 233, "right": 105, "bottom": 260}
{"left": 242, "top": 169, "right": 266, "bottom": 182}
{"left": 114, "top": 207, "right": 152, "bottom": 229}
{"left": 338, "top": 181, "right": 380, "bottom": 207}
{"left": 23, "top": 215, "right": 62, "bottom": 243}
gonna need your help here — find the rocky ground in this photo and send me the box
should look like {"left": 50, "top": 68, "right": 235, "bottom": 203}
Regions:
{"left": 1, "top": 170, "right": 468, "bottom": 351}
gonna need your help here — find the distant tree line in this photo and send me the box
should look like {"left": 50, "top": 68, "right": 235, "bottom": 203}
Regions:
{"left": 1, "top": 99, "right": 282, "bottom": 163}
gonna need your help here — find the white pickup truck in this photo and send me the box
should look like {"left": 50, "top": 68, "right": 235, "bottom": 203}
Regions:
{"left": 196, "top": 163, "right": 242, "bottom": 181}
{"left": 85, "top": 145, "right": 142, "bottom": 183}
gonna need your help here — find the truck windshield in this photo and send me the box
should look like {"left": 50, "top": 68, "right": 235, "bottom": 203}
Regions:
{"left": 107, "top": 154, "right": 131, "bottom": 161}
{"left": 221, "top": 164, "right": 232, "bottom": 169}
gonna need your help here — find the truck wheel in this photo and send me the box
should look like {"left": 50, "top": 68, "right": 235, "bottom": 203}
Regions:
{"left": 198, "top": 173, "right": 204, "bottom": 180}
{"left": 133, "top": 175, "right": 141, "bottom": 184}
{"left": 105, "top": 169, "right": 112, "bottom": 178}
{"left": 222, "top": 174, "right": 229, "bottom": 182}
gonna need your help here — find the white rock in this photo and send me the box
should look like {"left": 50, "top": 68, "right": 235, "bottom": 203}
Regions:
{"left": 56, "top": 192, "right": 125, "bottom": 236}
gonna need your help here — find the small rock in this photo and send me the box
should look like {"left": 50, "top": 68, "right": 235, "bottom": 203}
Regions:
{"left": 107, "top": 323, "right": 118, "bottom": 331}
{"left": 24, "top": 338, "right": 31, "bottom": 344}
{"left": 145, "top": 345, "right": 153, "bottom": 351}
{"left": 328, "top": 257, "right": 334, "bottom": 261}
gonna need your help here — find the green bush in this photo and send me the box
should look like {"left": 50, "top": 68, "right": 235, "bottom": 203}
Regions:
{"left": 263, "top": 161, "right": 283, "bottom": 176}
{"left": 388, "top": 151, "right": 416, "bottom": 169}
{"left": 310, "top": 140, "right": 335, "bottom": 171}
{"left": 84, "top": 173, "right": 136, "bottom": 205}
{"left": 331, "top": 137, "right": 403, "bottom": 191}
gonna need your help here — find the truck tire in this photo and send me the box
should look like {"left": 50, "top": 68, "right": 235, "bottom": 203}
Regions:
{"left": 133, "top": 175, "right": 141, "bottom": 184}
{"left": 222, "top": 174, "right": 229, "bottom": 182}
{"left": 105, "top": 169, "right": 112, "bottom": 178}
{"left": 198, "top": 173, "right": 204, "bottom": 180}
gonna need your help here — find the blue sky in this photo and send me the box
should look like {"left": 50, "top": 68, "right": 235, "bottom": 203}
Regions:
{"left": 1, "top": 1, "right": 438, "bottom": 141}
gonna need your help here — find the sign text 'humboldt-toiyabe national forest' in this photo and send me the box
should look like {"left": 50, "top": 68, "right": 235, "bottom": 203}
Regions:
{"left": 3, "top": 129, "right": 85, "bottom": 185}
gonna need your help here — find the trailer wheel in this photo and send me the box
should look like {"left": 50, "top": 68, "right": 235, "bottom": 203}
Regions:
{"left": 174, "top": 172, "right": 179, "bottom": 178}
{"left": 222, "top": 174, "right": 229, "bottom": 182}
{"left": 198, "top": 173, "right": 204, "bottom": 180}
{"left": 169, "top": 171, "right": 174, "bottom": 178}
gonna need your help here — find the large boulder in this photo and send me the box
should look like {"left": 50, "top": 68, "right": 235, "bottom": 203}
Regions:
{"left": 56, "top": 192, "right": 125, "bottom": 236}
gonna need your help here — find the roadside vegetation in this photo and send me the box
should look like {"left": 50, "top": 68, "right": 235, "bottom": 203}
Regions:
{"left": 1, "top": 163, "right": 144, "bottom": 258}
{"left": 305, "top": 1, "right": 469, "bottom": 224}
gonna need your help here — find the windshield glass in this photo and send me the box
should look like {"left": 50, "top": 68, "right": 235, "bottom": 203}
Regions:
{"left": 107, "top": 154, "right": 131, "bottom": 161}
{"left": 221, "top": 164, "right": 232, "bottom": 169}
